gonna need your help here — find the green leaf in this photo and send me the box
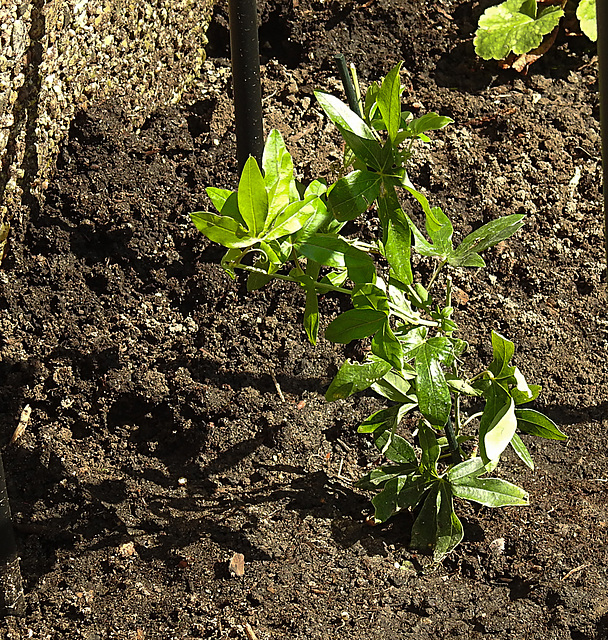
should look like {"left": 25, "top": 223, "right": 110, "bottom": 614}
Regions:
{"left": 264, "top": 195, "right": 319, "bottom": 241}
{"left": 434, "top": 483, "right": 463, "bottom": 562}
{"left": 515, "top": 409, "right": 567, "bottom": 440}
{"left": 325, "top": 358, "right": 392, "bottom": 401}
{"left": 488, "top": 331, "right": 515, "bottom": 379}
{"left": 410, "top": 483, "right": 439, "bottom": 553}
{"left": 577, "top": 0, "right": 597, "bottom": 41}
{"left": 415, "top": 338, "right": 452, "bottom": 427}
{"left": 371, "top": 368, "right": 417, "bottom": 403}
{"left": 450, "top": 214, "right": 525, "bottom": 268}
{"left": 425, "top": 206, "right": 453, "bottom": 255}
{"left": 510, "top": 432, "right": 534, "bottom": 470}
{"left": 315, "top": 91, "right": 384, "bottom": 170}
{"left": 447, "top": 457, "right": 487, "bottom": 482}
{"left": 357, "top": 463, "right": 417, "bottom": 489}
{"left": 511, "top": 383, "right": 541, "bottom": 405}
{"left": 262, "top": 129, "right": 297, "bottom": 218}
{"left": 479, "top": 381, "right": 517, "bottom": 464}
{"left": 372, "top": 321, "right": 404, "bottom": 371}
{"left": 206, "top": 188, "right": 246, "bottom": 225}
{"left": 325, "top": 308, "right": 386, "bottom": 344}
{"left": 474, "top": 0, "right": 564, "bottom": 60}
{"left": 297, "top": 234, "right": 376, "bottom": 283}
{"left": 397, "top": 475, "right": 432, "bottom": 511}
{"left": 374, "top": 429, "right": 417, "bottom": 464}
{"left": 378, "top": 191, "right": 413, "bottom": 286}
{"left": 418, "top": 423, "right": 440, "bottom": 477}
{"left": 292, "top": 273, "right": 320, "bottom": 345}
{"left": 238, "top": 156, "right": 268, "bottom": 236}
{"left": 407, "top": 113, "right": 454, "bottom": 138}
{"left": 352, "top": 283, "right": 389, "bottom": 313}
{"left": 190, "top": 211, "right": 253, "bottom": 249}
{"left": 327, "top": 171, "right": 382, "bottom": 222}
{"left": 358, "top": 404, "right": 404, "bottom": 434}
{"left": 292, "top": 196, "right": 332, "bottom": 242}
{"left": 247, "top": 255, "right": 274, "bottom": 291}
{"left": 451, "top": 476, "right": 529, "bottom": 507}
{"left": 377, "top": 62, "right": 403, "bottom": 142}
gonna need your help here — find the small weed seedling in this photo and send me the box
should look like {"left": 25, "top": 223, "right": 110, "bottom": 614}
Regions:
{"left": 475, "top": 0, "right": 597, "bottom": 69}
{"left": 191, "top": 63, "right": 567, "bottom": 561}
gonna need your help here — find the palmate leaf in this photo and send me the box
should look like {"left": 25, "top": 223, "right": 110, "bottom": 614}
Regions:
{"left": 488, "top": 330, "right": 515, "bottom": 379}
{"left": 264, "top": 194, "right": 320, "bottom": 241}
{"left": 373, "top": 429, "right": 417, "bottom": 464}
{"left": 474, "top": 0, "right": 564, "bottom": 60}
{"left": 510, "top": 432, "right": 534, "bottom": 470}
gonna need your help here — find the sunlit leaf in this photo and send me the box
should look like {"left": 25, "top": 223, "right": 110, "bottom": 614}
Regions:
{"left": 325, "top": 358, "right": 391, "bottom": 401}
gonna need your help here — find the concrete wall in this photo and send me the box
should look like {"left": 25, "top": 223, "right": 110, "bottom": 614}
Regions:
{"left": 0, "top": 0, "right": 214, "bottom": 255}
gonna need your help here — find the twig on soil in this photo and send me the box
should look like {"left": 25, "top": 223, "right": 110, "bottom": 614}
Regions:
{"left": 9, "top": 404, "right": 31, "bottom": 446}
{"left": 269, "top": 369, "right": 285, "bottom": 402}
{"left": 244, "top": 622, "right": 258, "bottom": 640}
{"left": 562, "top": 564, "right": 589, "bottom": 581}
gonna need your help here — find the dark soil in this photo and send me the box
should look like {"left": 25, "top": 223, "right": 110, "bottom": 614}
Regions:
{"left": 1, "top": 1, "right": 606, "bottom": 638}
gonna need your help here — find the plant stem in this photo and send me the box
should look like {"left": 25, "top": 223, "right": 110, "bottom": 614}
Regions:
{"left": 234, "top": 263, "right": 352, "bottom": 294}
{"left": 427, "top": 259, "right": 447, "bottom": 290}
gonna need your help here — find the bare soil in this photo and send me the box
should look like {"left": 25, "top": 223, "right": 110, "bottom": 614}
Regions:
{"left": 1, "top": 1, "right": 606, "bottom": 638}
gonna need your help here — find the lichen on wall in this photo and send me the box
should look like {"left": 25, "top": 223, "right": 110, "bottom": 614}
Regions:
{"left": 0, "top": 0, "right": 213, "bottom": 254}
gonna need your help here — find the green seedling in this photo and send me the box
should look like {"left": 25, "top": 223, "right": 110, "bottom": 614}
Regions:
{"left": 475, "top": 0, "right": 596, "bottom": 63}
{"left": 191, "top": 62, "right": 566, "bottom": 562}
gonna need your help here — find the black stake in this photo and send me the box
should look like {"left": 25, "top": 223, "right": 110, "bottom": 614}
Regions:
{"left": 445, "top": 417, "right": 462, "bottom": 465}
{"left": 228, "top": 0, "right": 264, "bottom": 171}
{"left": 334, "top": 54, "right": 362, "bottom": 118}
{"left": 0, "top": 453, "right": 24, "bottom": 616}
{"left": 597, "top": 0, "right": 608, "bottom": 268}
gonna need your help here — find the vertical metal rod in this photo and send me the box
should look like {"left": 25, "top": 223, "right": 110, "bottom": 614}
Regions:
{"left": 597, "top": 0, "right": 608, "bottom": 267}
{"left": 228, "top": 0, "right": 264, "bottom": 172}
{"left": 0, "top": 453, "right": 25, "bottom": 616}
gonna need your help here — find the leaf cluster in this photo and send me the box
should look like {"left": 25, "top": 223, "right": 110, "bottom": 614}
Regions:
{"left": 191, "top": 63, "right": 566, "bottom": 562}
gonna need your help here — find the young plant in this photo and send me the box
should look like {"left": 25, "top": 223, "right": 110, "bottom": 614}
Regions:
{"left": 191, "top": 63, "right": 566, "bottom": 561}
{"left": 474, "top": 0, "right": 596, "bottom": 68}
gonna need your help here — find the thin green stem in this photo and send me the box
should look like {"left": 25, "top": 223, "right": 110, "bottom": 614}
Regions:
{"left": 232, "top": 263, "right": 352, "bottom": 295}
{"left": 427, "top": 259, "right": 448, "bottom": 290}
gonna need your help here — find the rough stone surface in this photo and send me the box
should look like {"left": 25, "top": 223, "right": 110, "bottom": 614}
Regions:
{"left": 0, "top": 0, "right": 213, "bottom": 246}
